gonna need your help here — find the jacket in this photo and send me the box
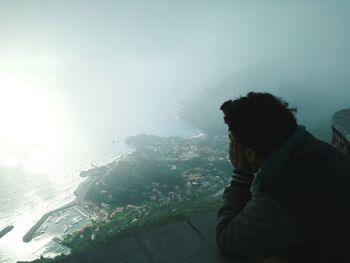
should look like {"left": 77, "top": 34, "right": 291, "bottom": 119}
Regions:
{"left": 216, "top": 125, "right": 350, "bottom": 262}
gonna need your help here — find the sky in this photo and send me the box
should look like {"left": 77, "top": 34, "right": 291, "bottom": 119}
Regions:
{"left": 0, "top": 0, "right": 350, "bottom": 144}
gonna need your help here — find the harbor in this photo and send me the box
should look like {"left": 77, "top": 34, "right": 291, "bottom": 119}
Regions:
{"left": 22, "top": 202, "right": 91, "bottom": 243}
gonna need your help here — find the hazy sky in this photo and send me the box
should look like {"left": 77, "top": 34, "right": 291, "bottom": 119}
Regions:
{"left": 2, "top": 3, "right": 350, "bottom": 261}
{"left": 0, "top": 0, "right": 350, "bottom": 141}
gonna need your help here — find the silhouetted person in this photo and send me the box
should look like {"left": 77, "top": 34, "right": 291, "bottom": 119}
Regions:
{"left": 216, "top": 92, "right": 350, "bottom": 263}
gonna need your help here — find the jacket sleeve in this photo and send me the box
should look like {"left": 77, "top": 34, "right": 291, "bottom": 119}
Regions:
{"left": 216, "top": 171, "right": 302, "bottom": 256}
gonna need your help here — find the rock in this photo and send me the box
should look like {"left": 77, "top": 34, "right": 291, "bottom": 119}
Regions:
{"left": 0, "top": 225, "right": 14, "bottom": 239}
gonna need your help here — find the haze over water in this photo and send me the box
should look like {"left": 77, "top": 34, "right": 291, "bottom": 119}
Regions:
{"left": 1, "top": 1, "right": 350, "bottom": 262}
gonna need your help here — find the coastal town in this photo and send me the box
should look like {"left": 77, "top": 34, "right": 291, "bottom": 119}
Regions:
{"left": 63, "top": 133, "right": 232, "bottom": 252}
{"left": 22, "top": 107, "right": 350, "bottom": 262}
{"left": 23, "top": 132, "right": 232, "bottom": 257}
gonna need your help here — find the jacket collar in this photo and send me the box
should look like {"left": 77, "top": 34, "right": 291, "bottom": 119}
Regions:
{"left": 251, "top": 125, "right": 307, "bottom": 193}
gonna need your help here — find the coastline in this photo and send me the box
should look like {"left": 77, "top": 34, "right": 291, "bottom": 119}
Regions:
{"left": 22, "top": 112, "right": 203, "bottom": 246}
{"left": 22, "top": 201, "right": 76, "bottom": 243}
{"left": 175, "top": 113, "right": 205, "bottom": 139}
{"left": 22, "top": 173, "right": 97, "bottom": 243}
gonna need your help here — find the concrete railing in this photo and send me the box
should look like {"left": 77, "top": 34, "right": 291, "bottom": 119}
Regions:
{"left": 331, "top": 108, "right": 350, "bottom": 156}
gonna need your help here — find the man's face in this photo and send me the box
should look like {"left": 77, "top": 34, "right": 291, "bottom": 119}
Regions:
{"left": 228, "top": 131, "right": 260, "bottom": 173}
{"left": 228, "top": 131, "right": 238, "bottom": 167}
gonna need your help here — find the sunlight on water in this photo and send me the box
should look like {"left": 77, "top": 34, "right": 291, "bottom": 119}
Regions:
{"left": 0, "top": 74, "right": 65, "bottom": 143}
{"left": 0, "top": 61, "right": 199, "bottom": 262}
{"left": 0, "top": 71, "right": 72, "bottom": 172}
{"left": 1, "top": 211, "right": 51, "bottom": 262}
{"left": 0, "top": 67, "right": 81, "bottom": 262}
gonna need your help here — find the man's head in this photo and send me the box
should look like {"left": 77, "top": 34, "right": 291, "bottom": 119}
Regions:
{"left": 220, "top": 92, "right": 297, "bottom": 170}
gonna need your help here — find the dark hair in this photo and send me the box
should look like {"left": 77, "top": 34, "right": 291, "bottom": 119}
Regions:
{"left": 220, "top": 91, "right": 297, "bottom": 159}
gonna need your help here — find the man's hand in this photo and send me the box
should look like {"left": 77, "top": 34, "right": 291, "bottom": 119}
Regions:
{"left": 229, "top": 133, "right": 257, "bottom": 174}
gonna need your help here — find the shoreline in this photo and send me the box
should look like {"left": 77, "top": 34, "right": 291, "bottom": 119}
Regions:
{"left": 22, "top": 177, "right": 95, "bottom": 243}
{"left": 22, "top": 114, "right": 202, "bottom": 244}
{"left": 22, "top": 162, "right": 101, "bottom": 243}
{"left": 175, "top": 113, "right": 205, "bottom": 139}
{"left": 22, "top": 201, "right": 76, "bottom": 243}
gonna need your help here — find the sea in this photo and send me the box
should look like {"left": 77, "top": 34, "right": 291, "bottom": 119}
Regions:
{"left": 0, "top": 107, "right": 200, "bottom": 263}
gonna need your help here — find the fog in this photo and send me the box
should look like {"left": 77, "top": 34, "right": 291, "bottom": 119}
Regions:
{"left": 1, "top": 0, "right": 350, "bottom": 141}
{"left": 1, "top": 1, "right": 350, "bottom": 261}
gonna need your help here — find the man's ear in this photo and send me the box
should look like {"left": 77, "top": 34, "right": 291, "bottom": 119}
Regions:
{"left": 244, "top": 147, "right": 256, "bottom": 164}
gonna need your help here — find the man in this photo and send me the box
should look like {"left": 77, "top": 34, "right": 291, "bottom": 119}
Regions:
{"left": 216, "top": 92, "right": 350, "bottom": 263}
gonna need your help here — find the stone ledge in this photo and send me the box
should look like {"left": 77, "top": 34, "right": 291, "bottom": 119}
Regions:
{"left": 332, "top": 108, "right": 350, "bottom": 156}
